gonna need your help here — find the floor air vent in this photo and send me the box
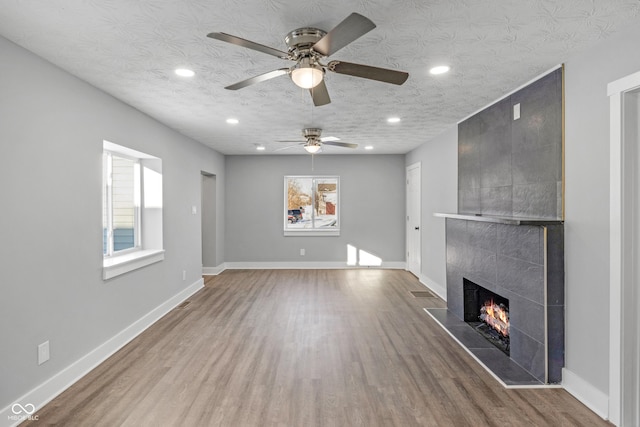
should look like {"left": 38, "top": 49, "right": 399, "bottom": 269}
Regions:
{"left": 177, "top": 301, "right": 191, "bottom": 309}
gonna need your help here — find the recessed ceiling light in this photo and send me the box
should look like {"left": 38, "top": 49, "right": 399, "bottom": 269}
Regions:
{"left": 175, "top": 68, "right": 195, "bottom": 77}
{"left": 226, "top": 118, "right": 239, "bottom": 125}
{"left": 365, "top": 145, "right": 374, "bottom": 150}
{"left": 256, "top": 145, "right": 266, "bottom": 151}
{"left": 429, "top": 65, "right": 450, "bottom": 75}
{"left": 387, "top": 117, "right": 401, "bottom": 123}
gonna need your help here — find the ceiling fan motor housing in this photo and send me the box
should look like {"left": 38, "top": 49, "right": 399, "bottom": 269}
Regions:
{"left": 285, "top": 28, "right": 327, "bottom": 59}
{"left": 303, "top": 128, "right": 323, "bottom": 140}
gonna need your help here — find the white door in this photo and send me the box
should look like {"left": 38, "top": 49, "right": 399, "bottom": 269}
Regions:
{"left": 406, "top": 163, "right": 421, "bottom": 277}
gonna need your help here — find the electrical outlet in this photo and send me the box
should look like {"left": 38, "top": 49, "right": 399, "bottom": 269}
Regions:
{"left": 513, "top": 103, "right": 521, "bottom": 120}
{"left": 182, "top": 270, "right": 186, "bottom": 281}
{"left": 38, "top": 341, "right": 50, "bottom": 365}
{"left": 300, "top": 248, "right": 305, "bottom": 256}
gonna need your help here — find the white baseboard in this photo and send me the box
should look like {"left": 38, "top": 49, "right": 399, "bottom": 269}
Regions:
{"left": 0, "top": 279, "right": 204, "bottom": 427}
{"left": 224, "top": 261, "right": 406, "bottom": 270}
{"left": 418, "top": 274, "right": 447, "bottom": 301}
{"left": 562, "top": 367, "right": 610, "bottom": 421}
{"left": 202, "top": 264, "right": 226, "bottom": 275}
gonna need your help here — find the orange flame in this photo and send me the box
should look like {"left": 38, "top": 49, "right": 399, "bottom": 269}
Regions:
{"left": 480, "top": 299, "right": 509, "bottom": 337}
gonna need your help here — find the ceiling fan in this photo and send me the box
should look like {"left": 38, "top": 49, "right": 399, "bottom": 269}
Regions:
{"left": 207, "top": 12, "right": 409, "bottom": 106}
{"left": 275, "top": 128, "right": 357, "bottom": 154}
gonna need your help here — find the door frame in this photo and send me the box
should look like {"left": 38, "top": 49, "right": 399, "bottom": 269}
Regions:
{"left": 406, "top": 162, "right": 421, "bottom": 277}
{"left": 608, "top": 70, "right": 640, "bottom": 426}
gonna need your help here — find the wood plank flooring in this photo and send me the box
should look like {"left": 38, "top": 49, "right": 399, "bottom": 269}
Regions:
{"left": 23, "top": 269, "right": 610, "bottom": 426}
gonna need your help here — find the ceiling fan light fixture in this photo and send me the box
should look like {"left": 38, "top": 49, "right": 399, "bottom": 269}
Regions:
{"left": 291, "top": 58, "right": 324, "bottom": 89}
{"left": 304, "top": 144, "right": 322, "bottom": 154}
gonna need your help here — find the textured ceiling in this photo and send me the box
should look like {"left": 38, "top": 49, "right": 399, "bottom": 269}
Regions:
{"left": 1, "top": 1, "right": 639, "bottom": 155}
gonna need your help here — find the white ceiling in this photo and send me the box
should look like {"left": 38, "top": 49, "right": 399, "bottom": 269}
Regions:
{"left": 1, "top": 1, "right": 639, "bottom": 155}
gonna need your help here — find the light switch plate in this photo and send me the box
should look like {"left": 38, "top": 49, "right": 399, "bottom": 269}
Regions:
{"left": 38, "top": 341, "right": 50, "bottom": 365}
{"left": 513, "top": 103, "right": 521, "bottom": 120}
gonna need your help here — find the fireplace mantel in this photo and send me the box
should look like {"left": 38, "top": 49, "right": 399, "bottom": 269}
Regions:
{"left": 434, "top": 212, "right": 563, "bottom": 226}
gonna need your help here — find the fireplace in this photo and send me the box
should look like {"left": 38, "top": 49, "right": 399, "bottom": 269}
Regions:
{"left": 463, "top": 278, "right": 510, "bottom": 355}
{"left": 429, "top": 216, "right": 564, "bottom": 384}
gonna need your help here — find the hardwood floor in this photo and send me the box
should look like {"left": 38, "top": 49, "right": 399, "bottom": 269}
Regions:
{"left": 23, "top": 269, "right": 610, "bottom": 426}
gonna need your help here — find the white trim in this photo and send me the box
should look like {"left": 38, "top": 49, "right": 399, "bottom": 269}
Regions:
{"left": 202, "top": 264, "right": 226, "bottom": 276}
{"left": 609, "top": 87, "right": 623, "bottom": 426}
{"left": 458, "top": 64, "right": 563, "bottom": 124}
{"left": 224, "top": 261, "right": 406, "bottom": 270}
{"left": 417, "top": 273, "right": 447, "bottom": 301}
{"left": 103, "top": 249, "right": 165, "bottom": 280}
{"left": 608, "top": 69, "right": 640, "bottom": 427}
{"left": 562, "top": 368, "right": 610, "bottom": 421}
{"left": 0, "top": 279, "right": 203, "bottom": 427}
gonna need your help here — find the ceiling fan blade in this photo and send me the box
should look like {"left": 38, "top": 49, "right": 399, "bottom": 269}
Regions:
{"left": 276, "top": 139, "right": 305, "bottom": 143}
{"left": 273, "top": 144, "right": 304, "bottom": 152}
{"left": 207, "top": 32, "right": 289, "bottom": 58}
{"left": 320, "top": 136, "right": 340, "bottom": 142}
{"left": 322, "top": 140, "right": 358, "bottom": 149}
{"left": 312, "top": 13, "right": 376, "bottom": 57}
{"left": 328, "top": 60, "right": 409, "bottom": 85}
{"left": 225, "top": 68, "right": 289, "bottom": 90}
{"left": 309, "top": 80, "right": 331, "bottom": 106}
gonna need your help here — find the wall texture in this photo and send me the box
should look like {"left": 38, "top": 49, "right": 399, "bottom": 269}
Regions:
{"left": 224, "top": 155, "right": 406, "bottom": 266}
{"left": 0, "top": 35, "right": 225, "bottom": 410}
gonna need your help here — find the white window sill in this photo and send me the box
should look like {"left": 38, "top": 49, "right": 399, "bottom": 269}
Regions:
{"left": 284, "top": 230, "right": 340, "bottom": 237}
{"left": 103, "top": 249, "right": 165, "bottom": 280}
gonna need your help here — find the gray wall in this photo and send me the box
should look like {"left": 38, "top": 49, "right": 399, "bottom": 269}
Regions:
{"left": 405, "top": 126, "right": 458, "bottom": 294}
{"left": 0, "top": 36, "right": 225, "bottom": 409}
{"left": 564, "top": 22, "right": 640, "bottom": 395}
{"left": 225, "top": 155, "right": 406, "bottom": 264}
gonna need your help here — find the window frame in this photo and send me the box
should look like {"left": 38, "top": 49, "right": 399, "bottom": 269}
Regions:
{"left": 103, "top": 150, "right": 141, "bottom": 257}
{"left": 102, "top": 140, "right": 164, "bottom": 280}
{"left": 284, "top": 175, "right": 340, "bottom": 236}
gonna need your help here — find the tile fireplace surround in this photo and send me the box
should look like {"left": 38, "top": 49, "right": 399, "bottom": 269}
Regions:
{"left": 430, "top": 214, "right": 564, "bottom": 386}
{"left": 428, "top": 68, "right": 565, "bottom": 386}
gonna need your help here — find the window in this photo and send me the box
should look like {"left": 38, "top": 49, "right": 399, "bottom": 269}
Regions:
{"left": 284, "top": 176, "right": 339, "bottom": 236}
{"left": 103, "top": 152, "right": 140, "bottom": 255}
{"left": 102, "top": 141, "right": 164, "bottom": 279}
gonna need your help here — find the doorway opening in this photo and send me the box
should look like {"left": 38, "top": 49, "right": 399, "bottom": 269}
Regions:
{"left": 201, "top": 172, "right": 217, "bottom": 275}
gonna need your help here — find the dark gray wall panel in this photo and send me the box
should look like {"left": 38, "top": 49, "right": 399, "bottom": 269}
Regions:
{"left": 512, "top": 182, "right": 559, "bottom": 218}
{"left": 480, "top": 186, "right": 513, "bottom": 216}
{"left": 497, "top": 225, "right": 542, "bottom": 264}
{"left": 457, "top": 68, "right": 563, "bottom": 220}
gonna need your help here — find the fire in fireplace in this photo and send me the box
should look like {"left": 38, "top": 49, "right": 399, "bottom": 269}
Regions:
{"left": 463, "top": 279, "right": 510, "bottom": 355}
{"left": 480, "top": 299, "right": 510, "bottom": 337}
